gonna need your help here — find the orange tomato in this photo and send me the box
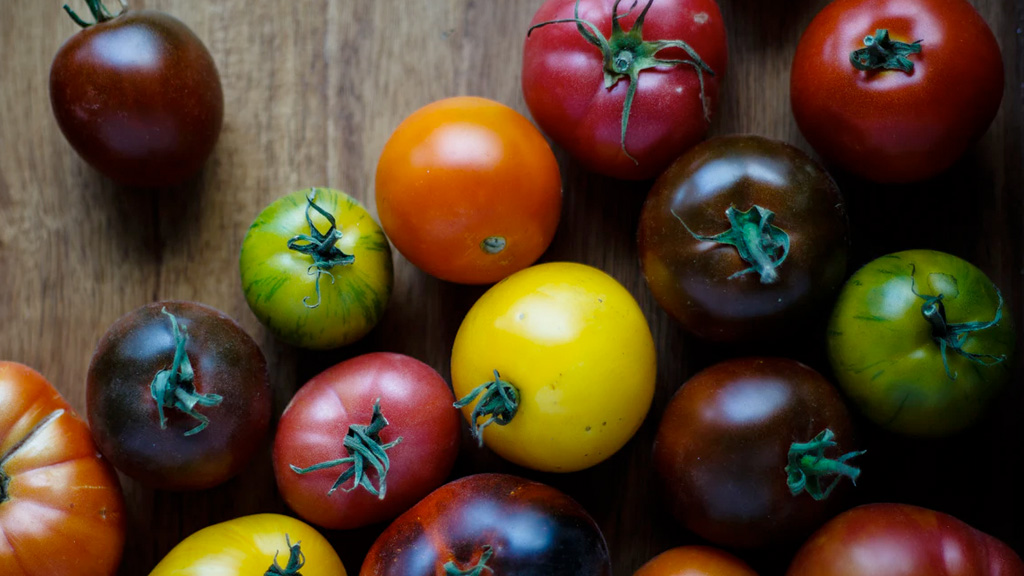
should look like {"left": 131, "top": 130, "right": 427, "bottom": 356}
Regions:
{"left": 634, "top": 546, "right": 758, "bottom": 576}
{"left": 375, "top": 96, "right": 562, "bottom": 284}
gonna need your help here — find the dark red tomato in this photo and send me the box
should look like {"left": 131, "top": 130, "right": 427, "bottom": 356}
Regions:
{"left": 360, "top": 473, "right": 612, "bottom": 575}
{"left": 787, "top": 503, "right": 1024, "bottom": 576}
{"left": 50, "top": 2, "right": 223, "bottom": 188}
{"left": 522, "top": 0, "right": 727, "bottom": 180}
{"left": 654, "top": 358, "right": 863, "bottom": 549}
{"left": 638, "top": 135, "right": 848, "bottom": 342}
{"left": 791, "top": 0, "right": 1003, "bottom": 183}
{"left": 86, "top": 301, "right": 270, "bottom": 491}
{"left": 634, "top": 546, "right": 757, "bottom": 576}
{"left": 273, "top": 352, "right": 461, "bottom": 530}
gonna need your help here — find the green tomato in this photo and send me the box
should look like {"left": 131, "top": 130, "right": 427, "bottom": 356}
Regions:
{"left": 828, "top": 250, "right": 1014, "bottom": 436}
{"left": 240, "top": 187, "right": 393, "bottom": 349}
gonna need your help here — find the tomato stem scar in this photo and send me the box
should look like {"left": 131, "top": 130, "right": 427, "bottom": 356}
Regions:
{"left": 287, "top": 188, "right": 355, "bottom": 310}
{"left": 785, "top": 429, "right": 865, "bottom": 501}
{"left": 289, "top": 398, "right": 402, "bottom": 499}
{"left": 0, "top": 409, "right": 65, "bottom": 504}
{"left": 62, "top": 0, "right": 125, "bottom": 28}
{"left": 453, "top": 370, "right": 520, "bottom": 447}
{"left": 149, "top": 308, "right": 224, "bottom": 436}
{"left": 673, "top": 205, "right": 790, "bottom": 284}
{"left": 850, "top": 29, "right": 922, "bottom": 73}
{"left": 481, "top": 236, "right": 507, "bottom": 254}
{"left": 444, "top": 545, "right": 495, "bottom": 575}
{"left": 265, "top": 534, "right": 306, "bottom": 575}
{"left": 527, "top": 0, "right": 715, "bottom": 165}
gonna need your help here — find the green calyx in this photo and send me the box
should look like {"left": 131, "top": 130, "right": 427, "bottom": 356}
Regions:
{"left": 444, "top": 546, "right": 495, "bottom": 576}
{"left": 528, "top": 0, "right": 715, "bottom": 165}
{"left": 453, "top": 370, "right": 520, "bottom": 447}
{"left": 63, "top": 0, "right": 125, "bottom": 28}
{"left": 910, "top": 270, "right": 1007, "bottom": 380}
{"left": 150, "top": 309, "right": 223, "bottom": 437}
{"left": 265, "top": 535, "right": 305, "bottom": 576}
{"left": 290, "top": 398, "right": 403, "bottom": 499}
{"left": 786, "top": 429, "right": 865, "bottom": 501}
{"left": 850, "top": 29, "right": 922, "bottom": 73}
{"left": 287, "top": 188, "right": 355, "bottom": 310}
{"left": 673, "top": 205, "right": 790, "bottom": 284}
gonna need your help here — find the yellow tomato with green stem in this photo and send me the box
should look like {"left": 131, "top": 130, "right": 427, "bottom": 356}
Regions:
{"left": 451, "top": 262, "right": 657, "bottom": 472}
{"left": 148, "top": 513, "right": 345, "bottom": 575}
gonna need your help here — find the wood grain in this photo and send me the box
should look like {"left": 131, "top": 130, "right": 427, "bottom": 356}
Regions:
{"left": 1, "top": 0, "right": 1021, "bottom": 574}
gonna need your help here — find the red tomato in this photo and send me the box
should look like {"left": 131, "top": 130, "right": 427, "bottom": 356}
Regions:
{"left": 0, "top": 362, "right": 125, "bottom": 576}
{"left": 273, "top": 352, "right": 461, "bottom": 530}
{"left": 522, "top": 0, "right": 728, "bottom": 180}
{"left": 634, "top": 546, "right": 757, "bottom": 576}
{"left": 787, "top": 503, "right": 1024, "bottom": 576}
{"left": 49, "top": 4, "right": 223, "bottom": 188}
{"left": 375, "top": 96, "right": 562, "bottom": 285}
{"left": 791, "top": 0, "right": 1003, "bottom": 183}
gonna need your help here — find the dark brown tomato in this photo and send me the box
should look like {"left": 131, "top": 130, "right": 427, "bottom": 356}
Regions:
{"left": 49, "top": 6, "right": 223, "bottom": 188}
{"left": 638, "top": 135, "right": 848, "bottom": 342}
{"left": 360, "top": 473, "right": 612, "bottom": 576}
{"left": 86, "top": 301, "right": 270, "bottom": 491}
{"left": 653, "top": 358, "right": 862, "bottom": 549}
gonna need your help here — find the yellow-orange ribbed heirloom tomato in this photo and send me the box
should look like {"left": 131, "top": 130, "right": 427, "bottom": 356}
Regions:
{"left": 148, "top": 513, "right": 345, "bottom": 576}
{"left": 451, "top": 262, "right": 657, "bottom": 472}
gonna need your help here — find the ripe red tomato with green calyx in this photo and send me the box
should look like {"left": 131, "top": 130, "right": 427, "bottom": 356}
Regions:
{"left": 0, "top": 362, "right": 126, "bottom": 576}
{"left": 50, "top": 0, "right": 223, "bottom": 188}
{"left": 791, "top": 0, "right": 1003, "bottom": 183}
{"left": 638, "top": 135, "right": 849, "bottom": 342}
{"left": 523, "top": 0, "right": 727, "bottom": 180}
{"left": 273, "top": 352, "right": 460, "bottom": 530}
{"left": 787, "top": 503, "right": 1024, "bottom": 576}
{"left": 87, "top": 301, "right": 271, "bottom": 491}
{"left": 654, "top": 357, "right": 864, "bottom": 549}
{"left": 360, "top": 473, "right": 612, "bottom": 576}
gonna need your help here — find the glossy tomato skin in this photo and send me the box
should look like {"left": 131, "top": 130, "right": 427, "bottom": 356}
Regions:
{"left": 791, "top": 0, "right": 1003, "bottom": 183}
{"left": 273, "top": 352, "right": 461, "bottom": 530}
{"left": 638, "top": 135, "right": 848, "bottom": 342}
{"left": 240, "top": 188, "right": 394, "bottom": 349}
{"left": 523, "top": 0, "right": 728, "bottom": 180}
{"left": 828, "top": 250, "right": 1014, "bottom": 436}
{"left": 50, "top": 9, "right": 223, "bottom": 188}
{"left": 451, "top": 262, "right": 656, "bottom": 472}
{"left": 375, "top": 96, "right": 562, "bottom": 284}
{"left": 634, "top": 546, "right": 757, "bottom": 576}
{"left": 360, "top": 473, "right": 611, "bottom": 576}
{"left": 654, "top": 358, "right": 858, "bottom": 549}
{"left": 787, "top": 503, "right": 1024, "bottom": 576}
{"left": 149, "top": 513, "right": 346, "bottom": 575}
{"left": 87, "top": 301, "right": 271, "bottom": 491}
{"left": 0, "top": 362, "right": 125, "bottom": 576}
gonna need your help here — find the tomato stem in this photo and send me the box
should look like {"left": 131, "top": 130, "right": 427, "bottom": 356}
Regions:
{"left": 265, "top": 535, "right": 305, "bottom": 576}
{"left": 286, "top": 188, "right": 355, "bottom": 310}
{"left": 672, "top": 205, "right": 790, "bottom": 284}
{"left": 149, "top": 309, "right": 224, "bottom": 436}
{"left": 453, "top": 370, "right": 519, "bottom": 447}
{"left": 527, "top": 0, "right": 715, "bottom": 165}
{"left": 62, "top": 0, "right": 124, "bottom": 28}
{"left": 786, "top": 429, "right": 865, "bottom": 501}
{"left": 289, "top": 398, "right": 402, "bottom": 499}
{"left": 850, "top": 29, "right": 922, "bottom": 73}
{"left": 910, "top": 269, "right": 1008, "bottom": 380}
{"left": 444, "top": 545, "right": 495, "bottom": 576}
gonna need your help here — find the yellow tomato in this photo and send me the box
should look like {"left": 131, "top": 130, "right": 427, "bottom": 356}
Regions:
{"left": 148, "top": 514, "right": 346, "bottom": 576}
{"left": 451, "top": 262, "right": 657, "bottom": 472}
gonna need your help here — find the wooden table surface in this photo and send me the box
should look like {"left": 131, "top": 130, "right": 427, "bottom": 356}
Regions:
{"left": 2, "top": 1, "right": 1022, "bottom": 574}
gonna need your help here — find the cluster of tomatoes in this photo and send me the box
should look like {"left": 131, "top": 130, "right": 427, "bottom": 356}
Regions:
{"left": 2, "top": 0, "right": 1018, "bottom": 575}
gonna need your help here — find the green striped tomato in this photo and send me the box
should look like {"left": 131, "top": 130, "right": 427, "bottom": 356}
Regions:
{"left": 240, "top": 187, "right": 393, "bottom": 349}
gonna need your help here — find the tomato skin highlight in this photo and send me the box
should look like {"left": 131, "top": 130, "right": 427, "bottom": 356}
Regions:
{"left": 375, "top": 96, "right": 562, "bottom": 285}
{"left": 787, "top": 503, "right": 1024, "bottom": 576}
{"left": 273, "top": 352, "right": 461, "bottom": 530}
{"left": 360, "top": 473, "right": 612, "bottom": 576}
{"left": 791, "top": 0, "right": 1003, "bottom": 183}
{"left": 522, "top": 0, "right": 728, "bottom": 181}
{"left": 0, "top": 361, "right": 126, "bottom": 576}
{"left": 49, "top": 8, "right": 223, "bottom": 188}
